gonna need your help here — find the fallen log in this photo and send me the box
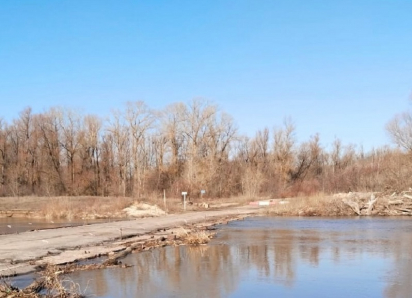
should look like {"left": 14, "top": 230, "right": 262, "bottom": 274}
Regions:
{"left": 365, "top": 194, "right": 378, "bottom": 215}
{"left": 395, "top": 208, "right": 412, "bottom": 213}
{"left": 342, "top": 198, "right": 360, "bottom": 215}
{"left": 104, "top": 247, "right": 133, "bottom": 266}
{"left": 403, "top": 194, "right": 412, "bottom": 200}
{"left": 103, "top": 241, "right": 144, "bottom": 266}
{"left": 388, "top": 200, "right": 404, "bottom": 205}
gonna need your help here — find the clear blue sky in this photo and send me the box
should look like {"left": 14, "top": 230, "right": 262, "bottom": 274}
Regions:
{"left": 1, "top": 0, "right": 411, "bottom": 150}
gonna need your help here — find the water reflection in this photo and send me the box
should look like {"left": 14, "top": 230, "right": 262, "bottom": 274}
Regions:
{"left": 69, "top": 217, "right": 412, "bottom": 298}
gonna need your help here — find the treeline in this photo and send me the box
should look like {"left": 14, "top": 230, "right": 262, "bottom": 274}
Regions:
{"left": 0, "top": 99, "right": 411, "bottom": 198}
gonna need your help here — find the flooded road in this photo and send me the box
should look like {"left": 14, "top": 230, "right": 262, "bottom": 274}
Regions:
{"left": 68, "top": 217, "right": 412, "bottom": 297}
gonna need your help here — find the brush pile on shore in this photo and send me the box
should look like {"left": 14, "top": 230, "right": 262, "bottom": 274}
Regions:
{"left": 267, "top": 191, "right": 412, "bottom": 216}
{"left": 338, "top": 191, "right": 412, "bottom": 216}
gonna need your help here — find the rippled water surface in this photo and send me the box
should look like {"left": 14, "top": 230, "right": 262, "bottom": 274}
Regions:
{"left": 69, "top": 217, "right": 412, "bottom": 298}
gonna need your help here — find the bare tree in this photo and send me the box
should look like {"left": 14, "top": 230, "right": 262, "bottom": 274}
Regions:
{"left": 125, "top": 101, "right": 154, "bottom": 198}
{"left": 160, "top": 102, "right": 186, "bottom": 168}
{"left": 38, "top": 108, "right": 66, "bottom": 194}
{"left": 386, "top": 112, "right": 412, "bottom": 151}
{"left": 203, "top": 111, "right": 238, "bottom": 196}
{"left": 4, "top": 101, "right": 410, "bottom": 198}
{"left": 182, "top": 99, "right": 217, "bottom": 191}
{"left": 81, "top": 115, "right": 102, "bottom": 195}
{"left": 107, "top": 109, "right": 130, "bottom": 197}
{"left": 273, "top": 118, "right": 296, "bottom": 189}
{"left": 57, "top": 108, "right": 85, "bottom": 195}
{"left": 15, "top": 107, "right": 42, "bottom": 195}
{"left": 0, "top": 119, "right": 6, "bottom": 195}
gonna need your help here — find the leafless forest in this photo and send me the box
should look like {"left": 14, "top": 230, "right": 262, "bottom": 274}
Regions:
{"left": 0, "top": 99, "right": 411, "bottom": 199}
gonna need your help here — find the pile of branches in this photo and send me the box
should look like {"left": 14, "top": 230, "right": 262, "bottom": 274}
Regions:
{"left": 340, "top": 191, "right": 412, "bottom": 216}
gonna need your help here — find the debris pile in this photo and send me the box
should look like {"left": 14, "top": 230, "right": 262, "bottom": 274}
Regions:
{"left": 337, "top": 191, "right": 412, "bottom": 216}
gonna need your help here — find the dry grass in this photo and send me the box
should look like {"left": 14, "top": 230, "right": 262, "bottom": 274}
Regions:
{"left": 267, "top": 194, "right": 354, "bottom": 216}
{"left": 0, "top": 194, "right": 257, "bottom": 219}
{"left": 38, "top": 196, "right": 134, "bottom": 219}
{"left": 150, "top": 195, "right": 258, "bottom": 214}
{"left": 178, "top": 228, "right": 215, "bottom": 245}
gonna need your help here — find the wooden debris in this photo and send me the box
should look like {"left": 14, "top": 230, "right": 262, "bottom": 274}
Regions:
{"left": 338, "top": 190, "right": 412, "bottom": 216}
{"left": 342, "top": 198, "right": 360, "bottom": 215}
{"left": 403, "top": 194, "right": 412, "bottom": 200}
{"left": 388, "top": 200, "right": 404, "bottom": 205}
{"left": 364, "top": 194, "right": 378, "bottom": 215}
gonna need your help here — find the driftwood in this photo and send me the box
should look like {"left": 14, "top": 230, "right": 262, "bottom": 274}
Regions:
{"left": 103, "top": 247, "right": 133, "bottom": 266}
{"left": 342, "top": 194, "right": 377, "bottom": 216}
{"left": 24, "top": 279, "right": 46, "bottom": 294}
{"left": 339, "top": 191, "right": 412, "bottom": 216}
{"left": 396, "top": 208, "right": 412, "bottom": 213}
{"left": 365, "top": 194, "right": 378, "bottom": 215}
{"left": 342, "top": 198, "right": 361, "bottom": 215}
{"left": 103, "top": 242, "right": 142, "bottom": 266}
{"left": 388, "top": 200, "right": 404, "bottom": 205}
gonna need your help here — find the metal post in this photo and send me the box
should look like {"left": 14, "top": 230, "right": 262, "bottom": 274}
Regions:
{"left": 182, "top": 192, "right": 188, "bottom": 211}
{"left": 183, "top": 193, "right": 186, "bottom": 211}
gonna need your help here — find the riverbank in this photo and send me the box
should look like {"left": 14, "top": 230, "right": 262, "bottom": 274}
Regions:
{"left": 266, "top": 192, "right": 412, "bottom": 216}
{"left": 0, "top": 205, "right": 259, "bottom": 278}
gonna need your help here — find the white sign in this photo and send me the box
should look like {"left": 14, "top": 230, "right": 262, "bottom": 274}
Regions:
{"left": 201, "top": 190, "right": 206, "bottom": 194}
{"left": 182, "top": 192, "right": 188, "bottom": 195}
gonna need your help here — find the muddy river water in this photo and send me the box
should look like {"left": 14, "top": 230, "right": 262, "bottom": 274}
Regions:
{"left": 59, "top": 216, "right": 412, "bottom": 297}
{"left": 0, "top": 217, "right": 121, "bottom": 235}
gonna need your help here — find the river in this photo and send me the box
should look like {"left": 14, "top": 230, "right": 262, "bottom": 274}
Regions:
{"left": 0, "top": 217, "right": 123, "bottom": 235}
{"left": 64, "top": 217, "right": 412, "bottom": 297}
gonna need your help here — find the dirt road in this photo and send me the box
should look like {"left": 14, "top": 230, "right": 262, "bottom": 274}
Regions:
{"left": 0, "top": 206, "right": 259, "bottom": 277}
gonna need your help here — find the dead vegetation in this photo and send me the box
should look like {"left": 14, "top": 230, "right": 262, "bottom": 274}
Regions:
{"left": 39, "top": 196, "right": 134, "bottom": 220}
{"left": 339, "top": 191, "right": 412, "bottom": 216}
{"left": 177, "top": 228, "right": 214, "bottom": 245}
{"left": 5, "top": 101, "right": 412, "bottom": 204}
{"left": 267, "top": 194, "right": 352, "bottom": 216}
{"left": 267, "top": 191, "right": 412, "bottom": 216}
{"left": 0, "top": 194, "right": 251, "bottom": 219}
{"left": 0, "top": 264, "right": 84, "bottom": 298}
{"left": 0, "top": 196, "right": 133, "bottom": 219}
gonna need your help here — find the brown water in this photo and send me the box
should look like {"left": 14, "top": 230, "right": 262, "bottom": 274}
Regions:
{"left": 67, "top": 217, "right": 412, "bottom": 297}
{"left": 0, "top": 217, "right": 122, "bottom": 235}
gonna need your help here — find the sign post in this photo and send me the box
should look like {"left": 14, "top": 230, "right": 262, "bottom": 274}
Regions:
{"left": 201, "top": 190, "right": 206, "bottom": 200}
{"left": 182, "top": 192, "right": 188, "bottom": 211}
{"left": 163, "top": 189, "right": 166, "bottom": 210}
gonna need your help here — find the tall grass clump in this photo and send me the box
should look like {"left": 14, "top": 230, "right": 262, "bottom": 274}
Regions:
{"left": 178, "top": 228, "right": 215, "bottom": 245}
